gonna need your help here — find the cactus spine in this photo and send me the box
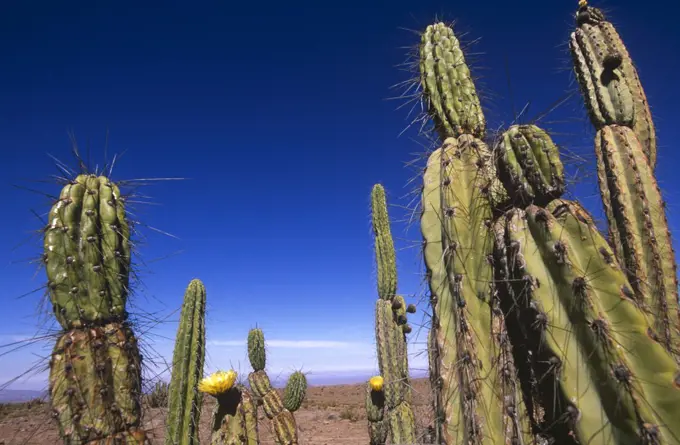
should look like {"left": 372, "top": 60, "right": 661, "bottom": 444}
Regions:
{"left": 419, "top": 22, "right": 532, "bottom": 445}
{"left": 369, "top": 184, "right": 417, "bottom": 444}
{"left": 45, "top": 174, "right": 148, "bottom": 444}
{"left": 570, "top": 1, "right": 680, "bottom": 360}
{"left": 165, "top": 279, "right": 207, "bottom": 445}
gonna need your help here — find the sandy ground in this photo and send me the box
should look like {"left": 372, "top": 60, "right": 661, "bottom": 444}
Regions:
{"left": 0, "top": 378, "right": 434, "bottom": 445}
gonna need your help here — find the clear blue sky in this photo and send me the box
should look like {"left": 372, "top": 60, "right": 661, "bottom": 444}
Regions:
{"left": 1, "top": 0, "right": 678, "bottom": 391}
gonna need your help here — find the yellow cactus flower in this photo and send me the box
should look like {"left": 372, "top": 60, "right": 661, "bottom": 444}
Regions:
{"left": 197, "top": 370, "right": 237, "bottom": 396}
{"left": 369, "top": 375, "right": 384, "bottom": 392}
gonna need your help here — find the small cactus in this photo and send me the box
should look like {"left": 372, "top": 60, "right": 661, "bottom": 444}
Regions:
{"left": 246, "top": 328, "right": 301, "bottom": 445}
{"left": 165, "top": 279, "right": 207, "bottom": 445}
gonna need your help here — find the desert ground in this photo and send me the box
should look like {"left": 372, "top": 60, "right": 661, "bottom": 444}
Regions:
{"left": 0, "top": 378, "right": 434, "bottom": 445}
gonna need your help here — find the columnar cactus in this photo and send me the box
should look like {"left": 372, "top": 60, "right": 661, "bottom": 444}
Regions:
{"left": 165, "top": 279, "right": 207, "bottom": 445}
{"left": 45, "top": 174, "right": 148, "bottom": 444}
{"left": 402, "top": 4, "right": 680, "bottom": 444}
{"left": 246, "top": 328, "right": 304, "bottom": 445}
{"left": 493, "top": 202, "right": 680, "bottom": 443}
{"left": 570, "top": 1, "right": 680, "bottom": 360}
{"left": 369, "top": 184, "right": 417, "bottom": 444}
{"left": 418, "top": 22, "right": 533, "bottom": 445}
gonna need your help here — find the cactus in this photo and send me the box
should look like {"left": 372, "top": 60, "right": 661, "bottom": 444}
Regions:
{"left": 493, "top": 202, "right": 680, "bottom": 443}
{"left": 420, "top": 135, "right": 532, "bottom": 445}
{"left": 569, "top": 1, "right": 680, "bottom": 360}
{"left": 44, "top": 174, "right": 132, "bottom": 330}
{"left": 165, "top": 278, "right": 207, "bottom": 445}
{"left": 246, "top": 328, "right": 302, "bottom": 445}
{"left": 198, "top": 370, "right": 259, "bottom": 445}
{"left": 396, "top": 5, "right": 680, "bottom": 444}
{"left": 365, "top": 377, "right": 388, "bottom": 445}
{"left": 282, "top": 371, "right": 307, "bottom": 413}
{"left": 569, "top": 1, "right": 656, "bottom": 168}
{"left": 417, "top": 20, "right": 534, "bottom": 443}
{"left": 419, "top": 22, "right": 486, "bottom": 139}
{"left": 45, "top": 174, "right": 148, "bottom": 444}
{"left": 369, "top": 184, "right": 417, "bottom": 444}
{"left": 494, "top": 124, "right": 565, "bottom": 207}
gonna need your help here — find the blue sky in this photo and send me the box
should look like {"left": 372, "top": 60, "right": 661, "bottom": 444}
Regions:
{"left": 1, "top": 0, "right": 678, "bottom": 391}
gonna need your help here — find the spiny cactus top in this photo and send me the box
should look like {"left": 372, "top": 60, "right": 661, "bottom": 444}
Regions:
{"left": 44, "top": 174, "right": 131, "bottom": 329}
{"left": 419, "top": 22, "right": 485, "bottom": 139}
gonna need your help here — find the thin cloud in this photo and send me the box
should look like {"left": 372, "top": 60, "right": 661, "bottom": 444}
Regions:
{"left": 208, "top": 339, "right": 369, "bottom": 349}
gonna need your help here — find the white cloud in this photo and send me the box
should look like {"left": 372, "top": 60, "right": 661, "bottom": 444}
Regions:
{"left": 208, "top": 339, "right": 369, "bottom": 349}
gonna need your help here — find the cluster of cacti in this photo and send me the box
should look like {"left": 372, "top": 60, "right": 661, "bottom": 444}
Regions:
{"left": 372, "top": 1, "right": 680, "bottom": 444}
{"left": 165, "top": 279, "right": 207, "bottom": 445}
{"left": 367, "top": 184, "right": 418, "bottom": 444}
{"left": 45, "top": 174, "right": 149, "bottom": 444}
{"left": 195, "top": 328, "right": 307, "bottom": 445}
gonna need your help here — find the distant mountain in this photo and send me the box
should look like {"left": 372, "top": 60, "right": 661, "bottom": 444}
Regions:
{"left": 0, "top": 389, "right": 47, "bottom": 404}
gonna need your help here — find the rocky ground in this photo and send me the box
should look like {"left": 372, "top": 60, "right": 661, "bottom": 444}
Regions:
{"left": 0, "top": 378, "right": 434, "bottom": 445}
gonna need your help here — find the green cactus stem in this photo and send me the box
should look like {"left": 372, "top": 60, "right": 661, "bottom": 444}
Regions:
{"left": 365, "top": 379, "right": 388, "bottom": 445}
{"left": 421, "top": 135, "right": 533, "bottom": 445}
{"left": 494, "top": 124, "right": 565, "bottom": 207}
{"left": 493, "top": 202, "right": 680, "bottom": 444}
{"left": 371, "top": 184, "right": 398, "bottom": 301}
{"left": 370, "top": 184, "right": 417, "bottom": 444}
{"left": 570, "top": 1, "right": 656, "bottom": 167}
{"left": 247, "top": 328, "right": 266, "bottom": 372}
{"left": 592, "top": 125, "right": 680, "bottom": 360}
{"left": 49, "top": 321, "right": 147, "bottom": 445}
{"left": 44, "top": 173, "right": 147, "bottom": 445}
{"left": 209, "top": 385, "right": 259, "bottom": 445}
{"left": 44, "top": 174, "right": 131, "bottom": 330}
{"left": 419, "top": 22, "right": 486, "bottom": 140}
{"left": 165, "top": 279, "right": 207, "bottom": 445}
{"left": 282, "top": 371, "right": 307, "bottom": 413}
{"left": 246, "top": 329, "right": 300, "bottom": 445}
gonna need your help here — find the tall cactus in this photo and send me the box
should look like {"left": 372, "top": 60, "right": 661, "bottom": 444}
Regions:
{"left": 369, "top": 184, "right": 417, "bottom": 444}
{"left": 45, "top": 174, "right": 148, "bottom": 444}
{"left": 569, "top": 1, "right": 680, "bottom": 360}
{"left": 165, "top": 279, "right": 207, "bottom": 445}
{"left": 418, "top": 22, "right": 533, "bottom": 445}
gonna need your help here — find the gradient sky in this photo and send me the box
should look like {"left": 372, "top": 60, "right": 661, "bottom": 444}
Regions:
{"left": 1, "top": 0, "right": 678, "bottom": 391}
